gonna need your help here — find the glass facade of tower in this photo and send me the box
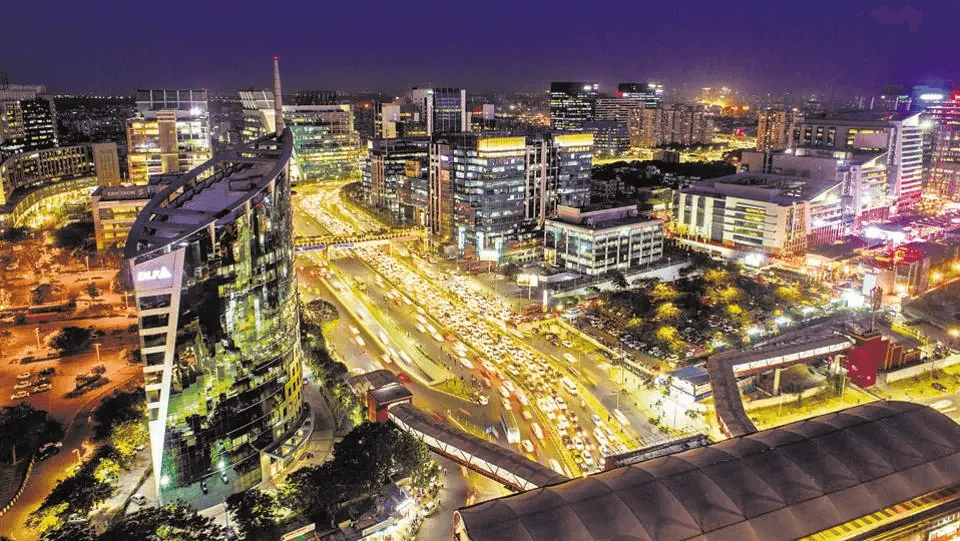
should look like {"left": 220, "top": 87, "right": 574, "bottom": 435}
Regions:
{"left": 125, "top": 130, "right": 307, "bottom": 507}
{"left": 284, "top": 105, "right": 361, "bottom": 180}
{"left": 549, "top": 82, "right": 599, "bottom": 131}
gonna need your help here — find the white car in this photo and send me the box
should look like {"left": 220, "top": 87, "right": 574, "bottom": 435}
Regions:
{"left": 521, "top": 439, "right": 535, "bottom": 454}
{"left": 531, "top": 423, "right": 544, "bottom": 440}
{"left": 14, "top": 382, "right": 31, "bottom": 390}
{"left": 521, "top": 409, "right": 533, "bottom": 421}
{"left": 459, "top": 357, "right": 475, "bottom": 370}
{"left": 499, "top": 386, "right": 511, "bottom": 399}
{"left": 501, "top": 397, "right": 512, "bottom": 411}
{"left": 11, "top": 391, "right": 29, "bottom": 400}
{"left": 419, "top": 501, "right": 438, "bottom": 517}
{"left": 477, "top": 395, "right": 489, "bottom": 406}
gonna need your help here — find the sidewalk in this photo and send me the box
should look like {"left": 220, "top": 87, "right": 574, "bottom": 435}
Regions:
{"left": 86, "top": 446, "right": 153, "bottom": 532}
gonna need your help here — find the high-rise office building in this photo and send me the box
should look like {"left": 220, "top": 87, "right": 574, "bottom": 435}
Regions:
{"left": 429, "top": 132, "right": 592, "bottom": 252}
{"left": 756, "top": 105, "right": 793, "bottom": 151}
{"left": 361, "top": 137, "right": 429, "bottom": 214}
{"left": 550, "top": 82, "right": 600, "bottom": 131}
{"left": 124, "top": 61, "right": 307, "bottom": 507}
{"left": 790, "top": 113, "right": 924, "bottom": 211}
{"left": 0, "top": 85, "right": 58, "bottom": 161}
{"left": 927, "top": 95, "right": 960, "bottom": 201}
{"left": 410, "top": 87, "right": 468, "bottom": 136}
{"left": 617, "top": 82, "right": 663, "bottom": 108}
{"left": 239, "top": 91, "right": 361, "bottom": 181}
{"left": 126, "top": 89, "right": 212, "bottom": 184}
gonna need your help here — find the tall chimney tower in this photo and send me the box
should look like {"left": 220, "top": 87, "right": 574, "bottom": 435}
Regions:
{"left": 273, "top": 55, "right": 284, "bottom": 136}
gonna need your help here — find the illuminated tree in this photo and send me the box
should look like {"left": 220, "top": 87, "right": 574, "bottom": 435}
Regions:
{"left": 649, "top": 283, "right": 679, "bottom": 302}
{"left": 655, "top": 302, "right": 681, "bottom": 321}
{"left": 94, "top": 457, "right": 122, "bottom": 483}
{"left": 703, "top": 268, "right": 731, "bottom": 285}
{"left": 775, "top": 285, "right": 802, "bottom": 303}
{"left": 110, "top": 420, "right": 148, "bottom": 460}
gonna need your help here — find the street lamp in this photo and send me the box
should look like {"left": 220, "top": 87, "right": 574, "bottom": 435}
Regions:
{"left": 94, "top": 343, "right": 101, "bottom": 364}
{"left": 34, "top": 327, "right": 41, "bottom": 350}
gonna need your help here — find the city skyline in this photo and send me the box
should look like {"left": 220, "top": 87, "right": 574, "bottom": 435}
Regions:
{"left": 3, "top": 0, "right": 958, "bottom": 97}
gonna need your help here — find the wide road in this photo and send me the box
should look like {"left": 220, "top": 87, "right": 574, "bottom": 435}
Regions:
{"left": 292, "top": 185, "right": 663, "bottom": 482}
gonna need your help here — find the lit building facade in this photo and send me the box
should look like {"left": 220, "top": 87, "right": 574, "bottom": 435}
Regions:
{"left": 756, "top": 106, "right": 793, "bottom": 151}
{"left": 126, "top": 89, "right": 212, "bottom": 184}
{"left": 927, "top": 95, "right": 960, "bottom": 201}
{"left": 791, "top": 113, "right": 924, "bottom": 211}
{"left": 0, "top": 86, "right": 58, "bottom": 161}
{"left": 92, "top": 184, "right": 159, "bottom": 251}
{"left": 124, "top": 128, "right": 309, "bottom": 506}
{"left": 0, "top": 142, "right": 120, "bottom": 228}
{"left": 617, "top": 82, "right": 663, "bottom": 108}
{"left": 361, "top": 137, "right": 429, "bottom": 214}
{"left": 429, "top": 132, "right": 592, "bottom": 252}
{"left": 673, "top": 173, "right": 846, "bottom": 257}
{"left": 409, "top": 87, "right": 468, "bottom": 136}
{"left": 550, "top": 82, "right": 599, "bottom": 131}
{"left": 238, "top": 91, "right": 361, "bottom": 181}
{"left": 544, "top": 204, "right": 664, "bottom": 276}
{"left": 582, "top": 120, "right": 629, "bottom": 157}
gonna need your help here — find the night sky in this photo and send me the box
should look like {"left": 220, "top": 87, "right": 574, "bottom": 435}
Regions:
{"left": 4, "top": 0, "right": 957, "bottom": 96}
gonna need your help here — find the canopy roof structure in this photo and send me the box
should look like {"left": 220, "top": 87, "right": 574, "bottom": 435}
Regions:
{"left": 455, "top": 401, "right": 960, "bottom": 541}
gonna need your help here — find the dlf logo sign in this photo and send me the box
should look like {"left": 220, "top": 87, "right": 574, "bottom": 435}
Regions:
{"left": 137, "top": 266, "right": 172, "bottom": 282}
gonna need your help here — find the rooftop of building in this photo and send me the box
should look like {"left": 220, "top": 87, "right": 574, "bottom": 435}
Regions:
{"left": 806, "top": 237, "right": 878, "bottom": 261}
{"left": 123, "top": 129, "right": 292, "bottom": 260}
{"left": 456, "top": 400, "right": 960, "bottom": 541}
{"left": 666, "top": 365, "right": 711, "bottom": 386}
{"left": 795, "top": 111, "right": 920, "bottom": 124}
{"left": 680, "top": 172, "right": 840, "bottom": 205}
{"left": 548, "top": 203, "right": 661, "bottom": 230}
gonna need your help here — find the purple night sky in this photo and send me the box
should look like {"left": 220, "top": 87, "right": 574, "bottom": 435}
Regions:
{"left": 3, "top": 0, "right": 957, "bottom": 96}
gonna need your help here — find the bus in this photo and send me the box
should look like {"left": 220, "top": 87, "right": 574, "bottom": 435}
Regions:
{"left": 500, "top": 411, "right": 521, "bottom": 444}
{"left": 25, "top": 303, "right": 73, "bottom": 323}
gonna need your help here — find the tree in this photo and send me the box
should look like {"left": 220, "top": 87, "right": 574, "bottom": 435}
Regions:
{"left": 92, "top": 389, "right": 145, "bottom": 441}
{"left": 649, "top": 282, "right": 680, "bottom": 302}
{"left": 32, "top": 283, "right": 54, "bottom": 305}
{"left": 28, "top": 470, "right": 113, "bottom": 533}
{"left": 52, "top": 327, "right": 91, "bottom": 354}
{"left": 1, "top": 227, "right": 30, "bottom": 242}
{"left": 86, "top": 282, "right": 100, "bottom": 300}
{"left": 606, "top": 270, "right": 629, "bottom": 290}
{"left": 655, "top": 302, "right": 681, "bottom": 321}
{"left": 55, "top": 221, "right": 94, "bottom": 250}
{"left": 100, "top": 503, "right": 229, "bottom": 541}
{"left": 36, "top": 521, "right": 96, "bottom": 541}
{"left": 775, "top": 285, "right": 802, "bottom": 304}
{"left": 0, "top": 403, "right": 62, "bottom": 464}
{"left": 226, "top": 489, "right": 280, "bottom": 538}
{"left": 110, "top": 420, "right": 148, "bottom": 461}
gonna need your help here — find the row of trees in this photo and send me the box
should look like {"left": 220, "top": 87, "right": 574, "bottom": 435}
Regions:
{"left": 299, "top": 301, "right": 362, "bottom": 429}
{"left": 0, "top": 404, "right": 63, "bottom": 465}
{"left": 12, "top": 502, "right": 229, "bottom": 541}
{"left": 227, "top": 422, "right": 439, "bottom": 539}
{"left": 27, "top": 390, "right": 148, "bottom": 536}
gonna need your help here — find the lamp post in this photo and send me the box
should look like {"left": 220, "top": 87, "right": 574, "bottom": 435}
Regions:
{"left": 34, "top": 327, "right": 41, "bottom": 350}
{"left": 94, "top": 343, "right": 101, "bottom": 365}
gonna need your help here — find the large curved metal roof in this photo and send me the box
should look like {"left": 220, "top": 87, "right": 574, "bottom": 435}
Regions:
{"left": 124, "top": 129, "right": 293, "bottom": 261}
{"left": 456, "top": 401, "right": 960, "bottom": 541}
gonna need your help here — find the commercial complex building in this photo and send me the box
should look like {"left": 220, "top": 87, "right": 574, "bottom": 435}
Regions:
{"left": 550, "top": 82, "right": 599, "bottom": 131}
{"left": 756, "top": 105, "right": 793, "bottom": 151}
{"left": 582, "top": 120, "right": 629, "bottom": 157}
{"left": 92, "top": 184, "right": 160, "bottom": 251}
{"left": 672, "top": 172, "right": 847, "bottom": 258}
{"left": 617, "top": 82, "right": 663, "bottom": 108}
{"left": 126, "top": 89, "right": 212, "bottom": 184}
{"left": 790, "top": 112, "right": 924, "bottom": 211}
{"left": 455, "top": 401, "right": 960, "bottom": 541}
{"left": 124, "top": 64, "right": 309, "bottom": 505}
{"left": 0, "top": 142, "right": 120, "bottom": 228}
{"left": 544, "top": 204, "right": 664, "bottom": 276}
{"left": 632, "top": 104, "right": 713, "bottom": 147}
{"left": 429, "top": 132, "right": 592, "bottom": 254}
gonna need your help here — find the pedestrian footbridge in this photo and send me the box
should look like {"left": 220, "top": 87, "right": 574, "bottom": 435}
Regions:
{"left": 708, "top": 332, "right": 853, "bottom": 438}
{"left": 294, "top": 228, "right": 425, "bottom": 252}
{"left": 388, "top": 403, "right": 568, "bottom": 491}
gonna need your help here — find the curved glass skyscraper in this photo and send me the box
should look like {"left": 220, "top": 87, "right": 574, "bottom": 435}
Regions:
{"left": 124, "top": 127, "right": 309, "bottom": 506}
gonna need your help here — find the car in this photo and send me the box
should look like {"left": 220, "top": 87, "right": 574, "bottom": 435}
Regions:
{"left": 17, "top": 372, "right": 31, "bottom": 380}
{"left": 14, "top": 382, "right": 31, "bottom": 390}
{"left": 521, "top": 409, "right": 533, "bottom": 421}
{"left": 933, "top": 382, "right": 948, "bottom": 392}
{"left": 477, "top": 395, "right": 489, "bottom": 406}
{"left": 11, "top": 391, "right": 29, "bottom": 400}
{"left": 200, "top": 479, "right": 209, "bottom": 494}
{"left": 131, "top": 493, "right": 148, "bottom": 506}
{"left": 531, "top": 423, "right": 544, "bottom": 440}
{"left": 20, "top": 356, "right": 34, "bottom": 364}
{"left": 39, "top": 368, "right": 56, "bottom": 376}
{"left": 521, "top": 439, "right": 535, "bottom": 454}
{"left": 33, "top": 384, "right": 52, "bottom": 394}
{"left": 418, "top": 501, "right": 438, "bottom": 517}
{"left": 501, "top": 397, "right": 512, "bottom": 411}
{"left": 591, "top": 413, "right": 603, "bottom": 426}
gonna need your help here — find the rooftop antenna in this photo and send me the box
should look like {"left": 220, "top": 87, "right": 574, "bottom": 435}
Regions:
{"left": 273, "top": 55, "right": 284, "bottom": 137}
